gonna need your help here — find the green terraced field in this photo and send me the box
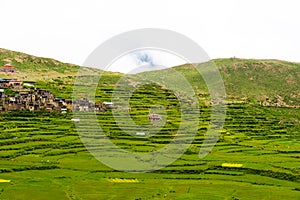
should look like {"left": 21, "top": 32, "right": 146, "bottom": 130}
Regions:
{"left": 0, "top": 49, "right": 299, "bottom": 199}
{"left": 0, "top": 99, "right": 299, "bottom": 199}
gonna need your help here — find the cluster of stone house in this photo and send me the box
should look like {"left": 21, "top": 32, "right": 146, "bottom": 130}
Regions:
{"left": 72, "top": 98, "right": 104, "bottom": 112}
{"left": 0, "top": 88, "right": 105, "bottom": 113}
{"left": 0, "top": 79, "right": 105, "bottom": 113}
{"left": 0, "top": 63, "right": 107, "bottom": 112}
{"left": 0, "top": 88, "right": 61, "bottom": 112}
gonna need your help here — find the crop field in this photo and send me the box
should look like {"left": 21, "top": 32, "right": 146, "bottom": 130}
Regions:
{"left": 0, "top": 81, "right": 299, "bottom": 200}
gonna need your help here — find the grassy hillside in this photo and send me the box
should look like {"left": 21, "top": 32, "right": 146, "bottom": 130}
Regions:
{"left": 166, "top": 58, "right": 300, "bottom": 106}
{"left": 0, "top": 48, "right": 122, "bottom": 99}
{"left": 215, "top": 58, "right": 300, "bottom": 106}
{"left": 0, "top": 49, "right": 299, "bottom": 199}
{"left": 0, "top": 48, "right": 102, "bottom": 81}
{"left": 1, "top": 49, "right": 299, "bottom": 106}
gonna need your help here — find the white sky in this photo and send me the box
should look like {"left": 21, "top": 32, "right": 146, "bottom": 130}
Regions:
{"left": 1, "top": 0, "right": 300, "bottom": 73}
{"left": 107, "top": 50, "right": 188, "bottom": 74}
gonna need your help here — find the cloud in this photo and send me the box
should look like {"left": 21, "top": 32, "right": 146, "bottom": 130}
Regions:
{"left": 134, "top": 51, "right": 155, "bottom": 66}
{"left": 107, "top": 50, "right": 187, "bottom": 74}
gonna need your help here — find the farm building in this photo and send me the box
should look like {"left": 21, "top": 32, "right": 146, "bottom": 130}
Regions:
{"left": 0, "top": 78, "right": 23, "bottom": 88}
{"left": 136, "top": 132, "right": 146, "bottom": 136}
{"left": 0, "top": 78, "right": 10, "bottom": 87}
{"left": 23, "top": 83, "right": 34, "bottom": 88}
{"left": 8, "top": 79, "right": 23, "bottom": 88}
{"left": 0, "top": 64, "right": 17, "bottom": 73}
{"left": 103, "top": 102, "right": 114, "bottom": 107}
{"left": 149, "top": 113, "right": 161, "bottom": 120}
{"left": 0, "top": 89, "right": 4, "bottom": 99}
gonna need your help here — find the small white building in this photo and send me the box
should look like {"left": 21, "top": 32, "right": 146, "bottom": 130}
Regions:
{"left": 23, "top": 83, "right": 34, "bottom": 88}
{"left": 136, "top": 132, "right": 146, "bottom": 136}
{"left": 103, "top": 102, "right": 114, "bottom": 107}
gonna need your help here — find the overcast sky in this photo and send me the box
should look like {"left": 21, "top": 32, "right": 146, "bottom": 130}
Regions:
{"left": 1, "top": 0, "right": 300, "bottom": 72}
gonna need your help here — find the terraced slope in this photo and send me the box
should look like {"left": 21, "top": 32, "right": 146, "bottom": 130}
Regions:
{"left": 0, "top": 86, "right": 299, "bottom": 199}
{"left": 0, "top": 49, "right": 299, "bottom": 199}
{"left": 154, "top": 59, "right": 300, "bottom": 106}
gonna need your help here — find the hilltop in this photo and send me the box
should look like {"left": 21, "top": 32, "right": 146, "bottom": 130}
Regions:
{"left": 215, "top": 58, "right": 300, "bottom": 106}
{"left": 0, "top": 48, "right": 102, "bottom": 81}
{"left": 138, "top": 58, "right": 300, "bottom": 107}
{"left": 0, "top": 48, "right": 299, "bottom": 106}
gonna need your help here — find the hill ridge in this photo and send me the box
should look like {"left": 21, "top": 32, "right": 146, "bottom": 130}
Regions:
{"left": 1, "top": 48, "right": 299, "bottom": 106}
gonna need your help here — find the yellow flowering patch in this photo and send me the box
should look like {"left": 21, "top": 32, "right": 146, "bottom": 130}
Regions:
{"left": 222, "top": 163, "right": 243, "bottom": 168}
{"left": 0, "top": 179, "right": 11, "bottom": 183}
{"left": 108, "top": 178, "right": 139, "bottom": 183}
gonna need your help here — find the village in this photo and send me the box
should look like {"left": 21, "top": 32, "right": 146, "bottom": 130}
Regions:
{"left": 0, "top": 64, "right": 163, "bottom": 121}
{"left": 0, "top": 78, "right": 106, "bottom": 113}
{"left": 0, "top": 64, "right": 106, "bottom": 113}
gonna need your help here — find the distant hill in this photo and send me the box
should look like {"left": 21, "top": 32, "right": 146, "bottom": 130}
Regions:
{"left": 1, "top": 48, "right": 299, "bottom": 106}
{"left": 0, "top": 48, "right": 100, "bottom": 81}
{"left": 143, "top": 58, "right": 300, "bottom": 106}
{"left": 215, "top": 58, "right": 300, "bottom": 106}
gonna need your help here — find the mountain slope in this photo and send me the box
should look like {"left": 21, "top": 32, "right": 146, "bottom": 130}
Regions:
{"left": 0, "top": 49, "right": 299, "bottom": 199}
{"left": 0, "top": 48, "right": 101, "bottom": 81}
{"left": 144, "top": 58, "right": 300, "bottom": 106}
{"left": 1, "top": 48, "right": 299, "bottom": 106}
{"left": 215, "top": 58, "right": 300, "bottom": 106}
